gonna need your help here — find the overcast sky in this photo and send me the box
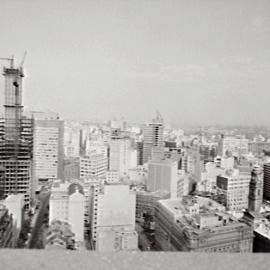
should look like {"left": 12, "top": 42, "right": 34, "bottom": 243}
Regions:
{"left": 0, "top": 0, "right": 270, "bottom": 126}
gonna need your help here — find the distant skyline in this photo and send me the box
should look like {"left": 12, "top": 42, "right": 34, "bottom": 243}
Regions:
{"left": 0, "top": 0, "right": 270, "bottom": 126}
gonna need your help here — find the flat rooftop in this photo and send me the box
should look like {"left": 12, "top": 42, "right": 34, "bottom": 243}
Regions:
{"left": 159, "top": 196, "right": 240, "bottom": 232}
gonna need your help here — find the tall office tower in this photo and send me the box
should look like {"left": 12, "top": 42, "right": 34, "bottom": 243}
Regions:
{"left": 155, "top": 196, "right": 253, "bottom": 252}
{"left": 248, "top": 165, "right": 263, "bottom": 213}
{"left": 91, "top": 184, "right": 138, "bottom": 251}
{"left": 142, "top": 112, "right": 164, "bottom": 164}
{"left": 147, "top": 157, "right": 178, "bottom": 199}
{"left": 31, "top": 111, "right": 64, "bottom": 192}
{"left": 263, "top": 163, "right": 270, "bottom": 201}
{"left": 49, "top": 182, "right": 85, "bottom": 242}
{"left": 216, "top": 169, "right": 250, "bottom": 212}
{"left": 0, "top": 60, "right": 33, "bottom": 208}
{"left": 109, "top": 129, "right": 136, "bottom": 177}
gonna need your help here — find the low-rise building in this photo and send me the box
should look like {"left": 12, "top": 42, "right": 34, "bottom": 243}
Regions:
{"left": 155, "top": 196, "right": 253, "bottom": 252}
{"left": 49, "top": 182, "right": 85, "bottom": 242}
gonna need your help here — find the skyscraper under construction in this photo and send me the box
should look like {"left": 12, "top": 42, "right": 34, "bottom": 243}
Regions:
{"left": 0, "top": 57, "right": 33, "bottom": 208}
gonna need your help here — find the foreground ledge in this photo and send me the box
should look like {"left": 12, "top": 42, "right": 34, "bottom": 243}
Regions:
{"left": 0, "top": 250, "right": 269, "bottom": 270}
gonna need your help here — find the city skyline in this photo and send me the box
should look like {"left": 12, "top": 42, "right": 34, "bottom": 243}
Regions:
{"left": 1, "top": 3, "right": 270, "bottom": 255}
{"left": 0, "top": 0, "right": 270, "bottom": 127}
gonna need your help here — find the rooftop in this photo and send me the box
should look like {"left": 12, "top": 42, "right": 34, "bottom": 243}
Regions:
{"left": 159, "top": 196, "right": 240, "bottom": 231}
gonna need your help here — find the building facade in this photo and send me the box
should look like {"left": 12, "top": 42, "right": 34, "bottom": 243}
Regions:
{"left": 216, "top": 170, "right": 250, "bottom": 212}
{"left": 147, "top": 157, "right": 178, "bottom": 199}
{"left": 49, "top": 182, "right": 85, "bottom": 242}
{"left": 155, "top": 196, "right": 253, "bottom": 252}
{"left": 91, "top": 184, "right": 138, "bottom": 251}
{"left": 32, "top": 115, "right": 64, "bottom": 191}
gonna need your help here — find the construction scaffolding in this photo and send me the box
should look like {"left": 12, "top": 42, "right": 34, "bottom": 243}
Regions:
{"left": 0, "top": 56, "right": 33, "bottom": 208}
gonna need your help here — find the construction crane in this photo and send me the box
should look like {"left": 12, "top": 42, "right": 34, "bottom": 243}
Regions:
{"left": 19, "top": 51, "right": 27, "bottom": 68}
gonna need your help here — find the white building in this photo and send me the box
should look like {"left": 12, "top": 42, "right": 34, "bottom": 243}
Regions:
{"left": 215, "top": 156, "right": 234, "bottom": 170}
{"left": 3, "top": 194, "right": 24, "bottom": 230}
{"left": 3, "top": 194, "right": 24, "bottom": 243}
{"left": 147, "top": 157, "right": 178, "bottom": 199}
{"left": 80, "top": 151, "right": 107, "bottom": 180}
{"left": 109, "top": 137, "right": 136, "bottom": 177}
{"left": 197, "top": 162, "right": 225, "bottom": 193}
{"left": 49, "top": 182, "right": 85, "bottom": 242}
{"left": 217, "top": 169, "right": 250, "bottom": 212}
{"left": 85, "top": 140, "right": 108, "bottom": 158}
{"left": 91, "top": 184, "right": 138, "bottom": 251}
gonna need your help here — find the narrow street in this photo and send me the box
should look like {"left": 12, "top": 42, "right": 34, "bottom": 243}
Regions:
{"left": 29, "top": 191, "right": 50, "bottom": 249}
{"left": 136, "top": 222, "right": 159, "bottom": 251}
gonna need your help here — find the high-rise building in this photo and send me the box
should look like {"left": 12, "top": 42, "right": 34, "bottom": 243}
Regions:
{"left": 109, "top": 129, "right": 136, "bottom": 177}
{"left": 0, "top": 60, "right": 33, "bottom": 208}
{"left": 91, "top": 184, "right": 138, "bottom": 251}
{"left": 263, "top": 163, "right": 270, "bottom": 201}
{"left": 147, "top": 157, "right": 178, "bottom": 198}
{"left": 31, "top": 111, "right": 64, "bottom": 192}
{"left": 142, "top": 113, "right": 164, "bottom": 164}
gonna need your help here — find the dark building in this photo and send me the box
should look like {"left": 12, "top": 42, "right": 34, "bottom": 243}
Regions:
{"left": 164, "top": 141, "right": 176, "bottom": 148}
{"left": 137, "top": 141, "right": 143, "bottom": 166}
{"left": 248, "top": 166, "right": 263, "bottom": 212}
{"left": 263, "top": 163, "right": 270, "bottom": 201}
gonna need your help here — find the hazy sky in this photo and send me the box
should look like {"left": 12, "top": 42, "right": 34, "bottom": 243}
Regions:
{"left": 0, "top": 0, "right": 270, "bottom": 126}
